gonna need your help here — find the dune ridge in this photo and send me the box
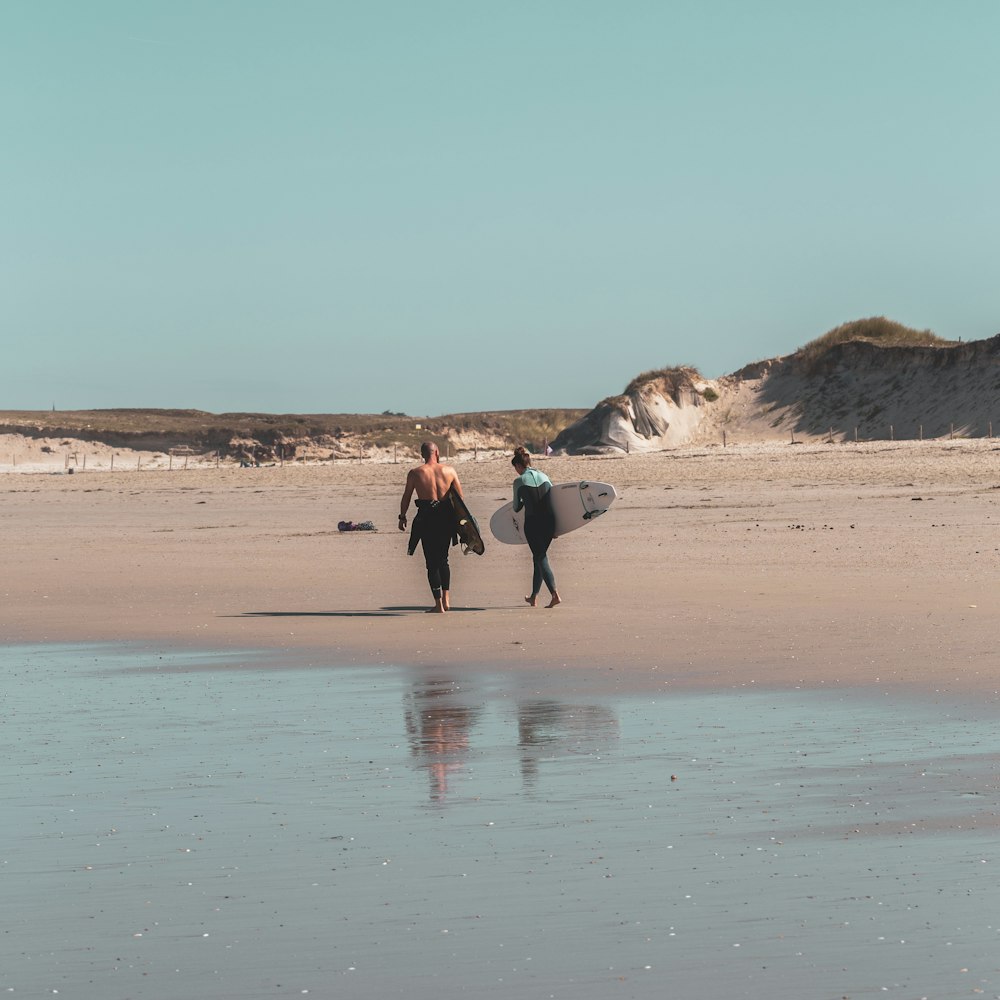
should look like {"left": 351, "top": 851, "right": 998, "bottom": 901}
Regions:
{"left": 554, "top": 322, "right": 1000, "bottom": 453}
{"left": 3, "top": 318, "right": 998, "bottom": 470}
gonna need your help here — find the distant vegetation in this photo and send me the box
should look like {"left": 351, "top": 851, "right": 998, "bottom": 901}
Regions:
{"left": 622, "top": 365, "right": 701, "bottom": 397}
{"left": 797, "top": 317, "right": 957, "bottom": 373}
{"left": 431, "top": 409, "right": 588, "bottom": 452}
{"left": 0, "top": 407, "right": 587, "bottom": 454}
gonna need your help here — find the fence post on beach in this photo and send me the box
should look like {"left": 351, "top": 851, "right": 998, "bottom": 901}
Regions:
{"left": 184, "top": 455, "right": 188, "bottom": 470}
{"left": 889, "top": 425, "right": 894, "bottom": 441}
{"left": 950, "top": 423, "right": 955, "bottom": 439}
{"left": 854, "top": 427, "right": 858, "bottom": 442}
{"left": 169, "top": 454, "right": 173, "bottom": 471}
{"left": 82, "top": 454, "right": 87, "bottom": 471}
{"left": 722, "top": 430, "right": 726, "bottom": 448}
{"left": 919, "top": 424, "right": 923, "bottom": 440}
{"left": 110, "top": 453, "right": 115, "bottom": 472}
{"left": 990, "top": 422, "right": 993, "bottom": 438}
{"left": 137, "top": 456, "right": 141, "bottom": 471}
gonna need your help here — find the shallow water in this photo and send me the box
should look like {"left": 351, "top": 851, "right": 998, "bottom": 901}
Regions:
{"left": 2, "top": 645, "right": 998, "bottom": 999}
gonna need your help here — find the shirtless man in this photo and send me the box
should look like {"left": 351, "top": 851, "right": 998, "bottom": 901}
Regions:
{"left": 399, "top": 442, "right": 465, "bottom": 613}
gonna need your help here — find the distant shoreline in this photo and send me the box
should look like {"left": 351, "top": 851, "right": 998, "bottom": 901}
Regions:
{"left": 3, "top": 433, "right": 997, "bottom": 476}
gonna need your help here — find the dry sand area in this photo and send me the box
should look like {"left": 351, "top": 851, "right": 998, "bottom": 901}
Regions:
{"left": 3, "top": 439, "right": 998, "bottom": 695}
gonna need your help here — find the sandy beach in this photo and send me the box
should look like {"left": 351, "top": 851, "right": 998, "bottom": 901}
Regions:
{"left": 3, "top": 440, "right": 998, "bottom": 695}
{"left": 4, "top": 441, "right": 1000, "bottom": 999}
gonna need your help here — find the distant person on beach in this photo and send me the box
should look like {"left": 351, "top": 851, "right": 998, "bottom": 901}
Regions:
{"left": 511, "top": 445, "right": 561, "bottom": 608}
{"left": 399, "top": 442, "right": 464, "bottom": 613}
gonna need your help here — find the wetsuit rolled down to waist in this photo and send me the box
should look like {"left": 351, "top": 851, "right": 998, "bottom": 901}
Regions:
{"left": 407, "top": 498, "right": 456, "bottom": 599}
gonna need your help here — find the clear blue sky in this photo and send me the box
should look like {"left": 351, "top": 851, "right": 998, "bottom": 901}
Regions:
{"left": 4, "top": 1, "right": 998, "bottom": 416}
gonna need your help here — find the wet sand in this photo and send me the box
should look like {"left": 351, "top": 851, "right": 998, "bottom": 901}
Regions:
{"left": 2, "top": 444, "right": 999, "bottom": 997}
{"left": 2, "top": 644, "right": 999, "bottom": 999}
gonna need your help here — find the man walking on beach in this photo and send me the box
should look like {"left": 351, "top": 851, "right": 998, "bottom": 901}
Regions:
{"left": 399, "top": 442, "right": 464, "bottom": 613}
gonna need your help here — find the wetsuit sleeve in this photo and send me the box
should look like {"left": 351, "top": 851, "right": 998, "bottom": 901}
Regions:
{"left": 512, "top": 477, "right": 524, "bottom": 513}
{"left": 407, "top": 514, "right": 422, "bottom": 555}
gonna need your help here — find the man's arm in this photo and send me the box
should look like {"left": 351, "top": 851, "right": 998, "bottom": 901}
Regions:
{"left": 399, "top": 471, "right": 416, "bottom": 530}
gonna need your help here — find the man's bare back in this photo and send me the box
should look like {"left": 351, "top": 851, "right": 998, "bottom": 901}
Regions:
{"left": 405, "top": 461, "right": 460, "bottom": 502}
{"left": 399, "top": 444, "right": 463, "bottom": 519}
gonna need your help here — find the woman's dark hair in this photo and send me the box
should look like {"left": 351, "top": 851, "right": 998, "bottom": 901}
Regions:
{"left": 511, "top": 445, "right": 531, "bottom": 469}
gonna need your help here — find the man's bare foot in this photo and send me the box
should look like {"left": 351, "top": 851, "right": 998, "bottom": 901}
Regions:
{"left": 442, "top": 591, "right": 451, "bottom": 611}
{"left": 546, "top": 592, "right": 562, "bottom": 608}
{"left": 427, "top": 598, "right": 446, "bottom": 613}
{"left": 524, "top": 595, "right": 537, "bottom": 607}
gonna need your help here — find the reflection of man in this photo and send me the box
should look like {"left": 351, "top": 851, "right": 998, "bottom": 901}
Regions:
{"left": 404, "top": 677, "right": 481, "bottom": 802}
{"left": 399, "top": 442, "right": 464, "bottom": 613}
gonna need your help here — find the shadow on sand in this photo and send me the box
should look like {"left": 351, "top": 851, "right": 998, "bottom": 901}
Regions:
{"left": 232, "top": 606, "right": 487, "bottom": 619}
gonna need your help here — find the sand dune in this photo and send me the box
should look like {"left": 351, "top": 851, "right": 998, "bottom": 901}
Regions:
{"left": 5, "top": 324, "right": 999, "bottom": 467}
{"left": 554, "top": 332, "right": 1000, "bottom": 453}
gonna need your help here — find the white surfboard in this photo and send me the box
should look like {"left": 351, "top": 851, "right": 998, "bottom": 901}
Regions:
{"left": 489, "top": 480, "right": 618, "bottom": 545}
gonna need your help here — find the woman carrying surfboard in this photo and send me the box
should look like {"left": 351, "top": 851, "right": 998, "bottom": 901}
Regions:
{"left": 511, "top": 446, "right": 562, "bottom": 609}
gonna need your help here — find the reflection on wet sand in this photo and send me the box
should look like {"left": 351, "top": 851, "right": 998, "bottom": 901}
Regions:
{"left": 404, "top": 676, "right": 482, "bottom": 801}
{"left": 517, "top": 699, "right": 619, "bottom": 788}
{"left": 8, "top": 647, "right": 1000, "bottom": 1000}
{"left": 404, "top": 676, "right": 619, "bottom": 801}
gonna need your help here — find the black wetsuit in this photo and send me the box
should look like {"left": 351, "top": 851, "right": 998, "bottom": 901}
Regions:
{"left": 407, "top": 498, "right": 454, "bottom": 599}
{"left": 513, "top": 469, "right": 556, "bottom": 597}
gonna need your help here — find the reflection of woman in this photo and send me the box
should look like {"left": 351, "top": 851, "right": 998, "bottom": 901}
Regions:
{"left": 511, "top": 446, "right": 562, "bottom": 608}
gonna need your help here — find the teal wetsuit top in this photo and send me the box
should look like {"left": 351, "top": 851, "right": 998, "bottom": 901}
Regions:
{"left": 513, "top": 468, "right": 553, "bottom": 516}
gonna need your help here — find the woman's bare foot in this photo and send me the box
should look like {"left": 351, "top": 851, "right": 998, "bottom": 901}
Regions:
{"left": 427, "top": 598, "right": 446, "bottom": 613}
{"left": 546, "top": 592, "right": 562, "bottom": 608}
{"left": 524, "top": 595, "right": 537, "bottom": 607}
{"left": 442, "top": 591, "right": 451, "bottom": 611}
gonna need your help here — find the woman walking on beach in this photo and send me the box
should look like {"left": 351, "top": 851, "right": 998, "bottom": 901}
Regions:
{"left": 511, "top": 446, "right": 561, "bottom": 608}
